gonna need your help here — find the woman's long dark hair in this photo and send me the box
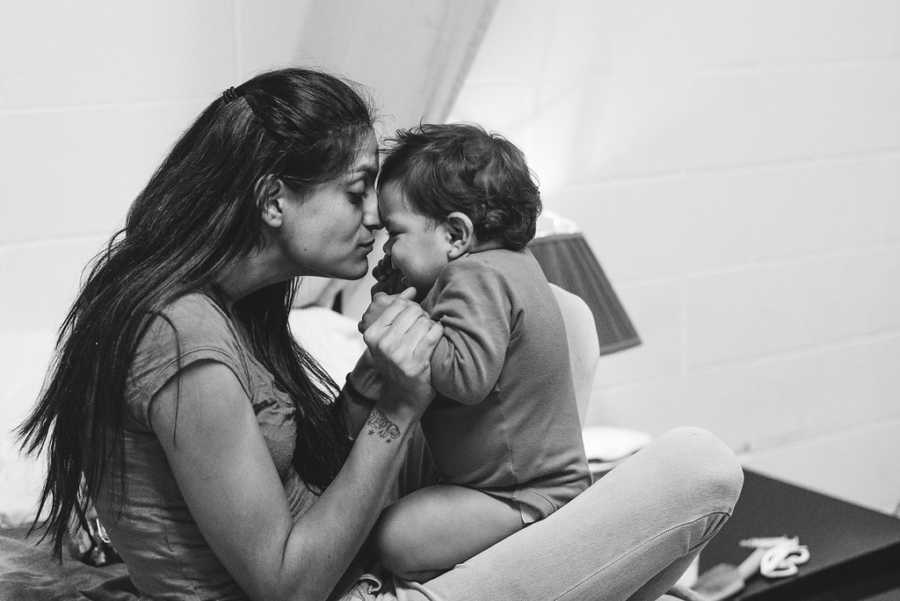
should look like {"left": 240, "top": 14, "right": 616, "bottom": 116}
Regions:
{"left": 17, "top": 68, "right": 374, "bottom": 558}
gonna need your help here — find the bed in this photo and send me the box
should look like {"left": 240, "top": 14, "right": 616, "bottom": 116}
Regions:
{"left": 0, "top": 525, "right": 134, "bottom": 601}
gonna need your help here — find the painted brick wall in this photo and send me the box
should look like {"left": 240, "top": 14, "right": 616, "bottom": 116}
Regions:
{"left": 449, "top": 0, "right": 900, "bottom": 514}
{"left": 0, "top": 0, "right": 329, "bottom": 523}
{"left": 2, "top": 1, "right": 898, "bottom": 518}
{"left": 0, "top": 0, "right": 487, "bottom": 522}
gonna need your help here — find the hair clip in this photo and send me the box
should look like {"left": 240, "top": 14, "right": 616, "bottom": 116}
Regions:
{"left": 222, "top": 86, "right": 240, "bottom": 103}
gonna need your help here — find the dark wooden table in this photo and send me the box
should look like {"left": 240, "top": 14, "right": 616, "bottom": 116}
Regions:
{"left": 699, "top": 469, "right": 900, "bottom": 601}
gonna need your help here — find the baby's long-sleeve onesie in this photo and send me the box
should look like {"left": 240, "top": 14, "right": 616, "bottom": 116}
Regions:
{"left": 419, "top": 249, "right": 589, "bottom": 521}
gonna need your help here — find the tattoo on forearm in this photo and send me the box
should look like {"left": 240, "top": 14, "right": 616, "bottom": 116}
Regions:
{"left": 366, "top": 409, "right": 401, "bottom": 443}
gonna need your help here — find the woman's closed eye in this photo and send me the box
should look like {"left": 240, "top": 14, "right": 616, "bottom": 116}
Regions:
{"left": 346, "top": 181, "right": 369, "bottom": 204}
{"left": 346, "top": 187, "right": 366, "bottom": 204}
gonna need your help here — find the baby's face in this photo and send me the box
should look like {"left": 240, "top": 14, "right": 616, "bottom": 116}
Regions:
{"left": 378, "top": 182, "right": 453, "bottom": 293}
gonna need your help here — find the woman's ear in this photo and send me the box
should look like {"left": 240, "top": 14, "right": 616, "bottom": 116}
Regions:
{"left": 444, "top": 212, "right": 476, "bottom": 259}
{"left": 255, "top": 174, "right": 286, "bottom": 228}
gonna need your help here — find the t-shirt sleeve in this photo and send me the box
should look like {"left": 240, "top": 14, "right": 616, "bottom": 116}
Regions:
{"left": 126, "top": 296, "right": 251, "bottom": 431}
{"left": 425, "top": 259, "right": 513, "bottom": 405}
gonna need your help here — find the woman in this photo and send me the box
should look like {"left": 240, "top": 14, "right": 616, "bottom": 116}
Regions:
{"left": 19, "top": 68, "right": 742, "bottom": 601}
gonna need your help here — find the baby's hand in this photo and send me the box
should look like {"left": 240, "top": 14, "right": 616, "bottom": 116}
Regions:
{"left": 359, "top": 287, "right": 418, "bottom": 333}
{"left": 372, "top": 255, "right": 406, "bottom": 297}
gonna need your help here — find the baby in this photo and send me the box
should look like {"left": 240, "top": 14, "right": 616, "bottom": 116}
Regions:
{"left": 349, "top": 124, "right": 590, "bottom": 582}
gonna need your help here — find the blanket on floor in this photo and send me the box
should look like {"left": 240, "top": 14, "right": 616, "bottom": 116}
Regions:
{"left": 0, "top": 526, "right": 136, "bottom": 601}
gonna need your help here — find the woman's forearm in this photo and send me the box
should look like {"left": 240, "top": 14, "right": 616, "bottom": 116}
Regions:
{"left": 154, "top": 362, "right": 421, "bottom": 601}
{"left": 336, "top": 382, "right": 376, "bottom": 438}
{"left": 276, "top": 405, "right": 416, "bottom": 601}
{"left": 275, "top": 294, "right": 440, "bottom": 599}
{"left": 341, "top": 350, "right": 384, "bottom": 436}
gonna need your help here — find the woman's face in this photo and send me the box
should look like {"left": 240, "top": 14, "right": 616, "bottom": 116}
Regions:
{"left": 277, "top": 131, "right": 380, "bottom": 280}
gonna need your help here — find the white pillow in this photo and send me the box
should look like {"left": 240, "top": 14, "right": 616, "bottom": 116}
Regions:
{"left": 289, "top": 307, "right": 366, "bottom": 386}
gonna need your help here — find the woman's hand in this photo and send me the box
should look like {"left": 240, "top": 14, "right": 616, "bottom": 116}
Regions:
{"left": 345, "top": 288, "right": 429, "bottom": 436}
{"left": 361, "top": 293, "right": 443, "bottom": 423}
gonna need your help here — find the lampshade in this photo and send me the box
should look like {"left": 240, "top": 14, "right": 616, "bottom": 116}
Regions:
{"left": 528, "top": 233, "right": 640, "bottom": 355}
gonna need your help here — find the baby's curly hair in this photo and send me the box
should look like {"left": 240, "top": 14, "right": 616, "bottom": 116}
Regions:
{"left": 378, "top": 123, "right": 541, "bottom": 250}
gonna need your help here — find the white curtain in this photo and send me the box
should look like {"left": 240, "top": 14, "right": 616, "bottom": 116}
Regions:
{"left": 291, "top": 0, "right": 499, "bottom": 136}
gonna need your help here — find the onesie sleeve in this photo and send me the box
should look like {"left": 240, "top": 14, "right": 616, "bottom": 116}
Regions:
{"left": 424, "top": 259, "right": 513, "bottom": 405}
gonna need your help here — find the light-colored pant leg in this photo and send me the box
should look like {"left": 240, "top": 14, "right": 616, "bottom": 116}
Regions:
{"left": 399, "top": 427, "right": 743, "bottom": 601}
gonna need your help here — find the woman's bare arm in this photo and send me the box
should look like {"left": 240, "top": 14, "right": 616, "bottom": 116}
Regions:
{"left": 151, "top": 300, "right": 442, "bottom": 601}
{"left": 341, "top": 287, "right": 421, "bottom": 437}
{"left": 336, "top": 379, "right": 375, "bottom": 438}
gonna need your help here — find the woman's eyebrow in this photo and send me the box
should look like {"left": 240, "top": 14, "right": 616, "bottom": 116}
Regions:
{"left": 347, "top": 165, "right": 378, "bottom": 183}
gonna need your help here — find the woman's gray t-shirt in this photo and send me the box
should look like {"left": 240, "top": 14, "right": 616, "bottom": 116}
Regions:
{"left": 94, "top": 293, "right": 318, "bottom": 601}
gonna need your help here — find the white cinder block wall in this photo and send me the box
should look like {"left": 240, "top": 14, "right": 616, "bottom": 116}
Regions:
{"left": 0, "top": 0, "right": 332, "bottom": 522}
{"left": 2, "top": 1, "right": 899, "bottom": 518}
{"left": 0, "top": 0, "right": 479, "bottom": 522}
{"left": 449, "top": 0, "right": 900, "bottom": 514}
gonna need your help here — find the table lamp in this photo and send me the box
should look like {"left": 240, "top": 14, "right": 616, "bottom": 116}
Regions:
{"left": 528, "top": 232, "right": 640, "bottom": 355}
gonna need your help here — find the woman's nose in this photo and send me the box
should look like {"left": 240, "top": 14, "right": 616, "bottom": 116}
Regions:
{"left": 362, "top": 192, "right": 381, "bottom": 230}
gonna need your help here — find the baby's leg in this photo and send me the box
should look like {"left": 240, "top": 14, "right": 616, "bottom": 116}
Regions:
{"left": 373, "top": 484, "right": 523, "bottom": 582}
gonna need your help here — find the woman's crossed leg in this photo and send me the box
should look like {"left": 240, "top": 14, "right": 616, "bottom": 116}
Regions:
{"left": 397, "top": 427, "right": 744, "bottom": 601}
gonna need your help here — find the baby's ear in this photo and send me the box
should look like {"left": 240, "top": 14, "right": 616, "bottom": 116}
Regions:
{"left": 445, "top": 212, "right": 475, "bottom": 259}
